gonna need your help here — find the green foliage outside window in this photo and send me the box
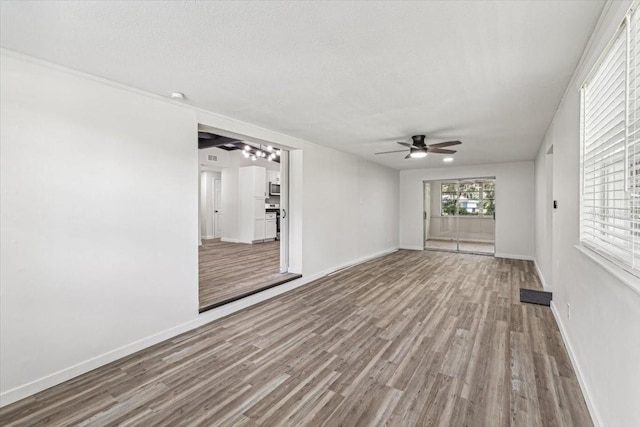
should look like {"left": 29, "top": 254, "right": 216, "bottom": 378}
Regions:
{"left": 440, "top": 181, "right": 495, "bottom": 217}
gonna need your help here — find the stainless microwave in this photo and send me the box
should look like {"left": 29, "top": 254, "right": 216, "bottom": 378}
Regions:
{"left": 269, "top": 182, "right": 280, "bottom": 196}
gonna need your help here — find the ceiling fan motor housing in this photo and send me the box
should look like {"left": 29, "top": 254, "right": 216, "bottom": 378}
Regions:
{"left": 412, "top": 135, "right": 426, "bottom": 146}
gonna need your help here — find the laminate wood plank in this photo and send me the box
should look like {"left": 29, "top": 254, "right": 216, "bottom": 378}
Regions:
{"left": 199, "top": 238, "right": 299, "bottom": 309}
{"left": 0, "top": 250, "right": 592, "bottom": 426}
{"left": 511, "top": 331, "right": 544, "bottom": 427}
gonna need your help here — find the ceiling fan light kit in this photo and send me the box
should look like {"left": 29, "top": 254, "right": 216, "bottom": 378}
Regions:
{"left": 375, "top": 135, "right": 461, "bottom": 160}
{"left": 409, "top": 148, "right": 427, "bottom": 158}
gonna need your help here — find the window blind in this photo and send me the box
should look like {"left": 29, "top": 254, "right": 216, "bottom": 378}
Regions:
{"left": 581, "top": 5, "right": 640, "bottom": 276}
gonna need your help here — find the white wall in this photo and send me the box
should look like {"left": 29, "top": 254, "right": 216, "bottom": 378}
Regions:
{"left": 0, "top": 53, "right": 199, "bottom": 401}
{"left": 0, "top": 51, "right": 399, "bottom": 405}
{"left": 399, "top": 162, "right": 534, "bottom": 258}
{"left": 299, "top": 144, "right": 399, "bottom": 276}
{"left": 198, "top": 146, "right": 230, "bottom": 168}
{"left": 534, "top": 146, "right": 553, "bottom": 290}
{"left": 533, "top": 2, "right": 640, "bottom": 426}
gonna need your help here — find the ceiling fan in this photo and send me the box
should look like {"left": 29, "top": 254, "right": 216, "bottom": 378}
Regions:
{"left": 375, "top": 135, "right": 461, "bottom": 159}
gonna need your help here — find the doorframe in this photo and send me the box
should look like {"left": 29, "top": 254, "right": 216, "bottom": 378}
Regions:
{"left": 196, "top": 124, "right": 296, "bottom": 275}
{"left": 422, "top": 176, "right": 497, "bottom": 256}
{"left": 213, "top": 176, "right": 222, "bottom": 239}
{"left": 279, "top": 150, "right": 289, "bottom": 273}
{"left": 199, "top": 165, "right": 223, "bottom": 243}
{"left": 423, "top": 181, "right": 430, "bottom": 249}
{"left": 545, "top": 145, "right": 554, "bottom": 290}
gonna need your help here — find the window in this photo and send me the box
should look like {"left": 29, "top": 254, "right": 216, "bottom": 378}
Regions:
{"left": 440, "top": 180, "right": 495, "bottom": 217}
{"left": 580, "top": 4, "right": 640, "bottom": 276}
{"left": 482, "top": 181, "right": 496, "bottom": 217}
{"left": 441, "top": 183, "right": 459, "bottom": 216}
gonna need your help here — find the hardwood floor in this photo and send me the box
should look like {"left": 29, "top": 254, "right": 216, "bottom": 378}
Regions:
{"left": 0, "top": 250, "right": 592, "bottom": 426}
{"left": 199, "top": 239, "right": 299, "bottom": 310}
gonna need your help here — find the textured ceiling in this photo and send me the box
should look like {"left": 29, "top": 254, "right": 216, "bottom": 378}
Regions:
{"left": 0, "top": 1, "right": 604, "bottom": 169}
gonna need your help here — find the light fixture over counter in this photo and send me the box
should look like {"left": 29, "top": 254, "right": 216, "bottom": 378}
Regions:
{"left": 241, "top": 143, "right": 281, "bottom": 162}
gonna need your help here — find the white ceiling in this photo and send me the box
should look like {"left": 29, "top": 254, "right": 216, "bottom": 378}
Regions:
{"left": 0, "top": 1, "right": 604, "bottom": 170}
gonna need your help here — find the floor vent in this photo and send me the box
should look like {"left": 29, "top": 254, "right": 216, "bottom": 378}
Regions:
{"left": 520, "top": 288, "right": 552, "bottom": 306}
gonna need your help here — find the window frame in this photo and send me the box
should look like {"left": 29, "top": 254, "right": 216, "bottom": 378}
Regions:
{"left": 579, "top": 4, "right": 640, "bottom": 280}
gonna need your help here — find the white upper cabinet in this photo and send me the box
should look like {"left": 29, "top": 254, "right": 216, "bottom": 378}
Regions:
{"left": 267, "top": 170, "right": 280, "bottom": 184}
{"left": 240, "top": 165, "right": 267, "bottom": 199}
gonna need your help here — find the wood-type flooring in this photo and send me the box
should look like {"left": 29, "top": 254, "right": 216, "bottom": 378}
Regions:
{"left": 0, "top": 250, "right": 592, "bottom": 426}
{"left": 199, "top": 239, "right": 298, "bottom": 310}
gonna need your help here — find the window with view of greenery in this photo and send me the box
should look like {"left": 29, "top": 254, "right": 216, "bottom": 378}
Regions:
{"left": 440, "top": 181, "right": 495, "bottom": 217}
{"left": 579, "top": 5, "right": 640, "bottom": 277}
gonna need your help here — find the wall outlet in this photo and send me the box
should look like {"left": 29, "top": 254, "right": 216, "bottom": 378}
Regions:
{"left": 566, "top": 303, "right": 571, "bottom": 320}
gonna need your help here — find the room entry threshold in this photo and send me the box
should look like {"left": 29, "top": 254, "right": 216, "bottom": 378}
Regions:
{"left": 199, "top": 273, "right": 302, "bottom": 313}
{"left": 424, "top": 248, "right": 495, "bottom": 257}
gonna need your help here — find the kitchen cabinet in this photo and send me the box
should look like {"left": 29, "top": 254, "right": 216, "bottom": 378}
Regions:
{"left": 239, "top": 166, "right": 268, "bottom": 243}
{"left": 254, "top": 219, "right": 266, "bottom": 240}
{"left": 267, "top": 170, "right": 280, "bottom": 184}
{"left": 265, "top": 212, "right": 277, "bottom": 240}
{"left": 244, "top": 166, "right": 266, "bottom": 198}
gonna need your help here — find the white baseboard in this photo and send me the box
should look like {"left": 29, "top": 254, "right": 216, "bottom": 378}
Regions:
{"left": 533, "top": 259, "right": 552, "bottom": 292}
{"left": 399, "top": 245, "right": 425, "bottom": 251}
{"left": 494, "top": 252, "right": 534, "bottom": 261}
{"left": 220, "top": 237, "right": 239, "bottom": 243}
{"left": 0, "top": 246, "right": 399, "bottom": 408}
{"left": 0, "top": 315, "right": 220, "bottom": 407}
{"left": 325, "top": 247, "right": 399, "bottom": 276}
{"left": 550, "top": 302, "right": 602, "bottom": 427}
{"left": 202, "top": 235, "right": 215, "bottom": 240}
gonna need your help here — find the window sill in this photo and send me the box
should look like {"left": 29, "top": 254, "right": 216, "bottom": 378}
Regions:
{"left": 574, "top": 244, "right": 640, "bottom": 295}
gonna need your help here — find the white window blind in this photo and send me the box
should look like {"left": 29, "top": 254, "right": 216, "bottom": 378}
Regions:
{"left": 580, "top": 4, "right": 640, "bottom": 276}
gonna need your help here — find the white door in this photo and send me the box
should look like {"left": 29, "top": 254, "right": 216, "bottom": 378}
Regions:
{"left": 279, "top": 151, "right": 289, "bottom": 273}
{"left": 214, "top": 178, "right": 222, "bottom": 238}
{"left": 424, "top": 182, "right": 430, "bottom": 248}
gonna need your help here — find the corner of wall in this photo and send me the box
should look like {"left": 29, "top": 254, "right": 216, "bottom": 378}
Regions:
{"left": 533, "top": 258, "right": 552, "bottom": 292}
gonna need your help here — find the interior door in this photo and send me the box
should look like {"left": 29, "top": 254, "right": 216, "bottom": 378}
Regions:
{"left": 423, "top": 182, "right": 430, "bottom": 248}
{"left": 214, "top": 178, "right": 222, "bottom": 238}
{"left": 279, "top": 150, "right": 289, "bottom": 273}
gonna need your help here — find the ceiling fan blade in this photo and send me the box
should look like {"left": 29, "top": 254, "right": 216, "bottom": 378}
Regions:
{"left": 375, "top": 149, "right": 408, "bottom": 155}
{"left": 397, "top": 142, "right": 413, "bottom": 148}
{"left": 428, "top": 140, "right": 462, "bottom": 148}
{"left": 427, "top": 148, "right": 457, "bottom": 154}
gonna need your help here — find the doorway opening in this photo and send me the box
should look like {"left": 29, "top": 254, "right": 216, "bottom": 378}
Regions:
{"left": 197, "top": 127, "right": 300, "bottom": 312}
{"left": 423, "top": 177, "right": 496, "bottom": 255}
